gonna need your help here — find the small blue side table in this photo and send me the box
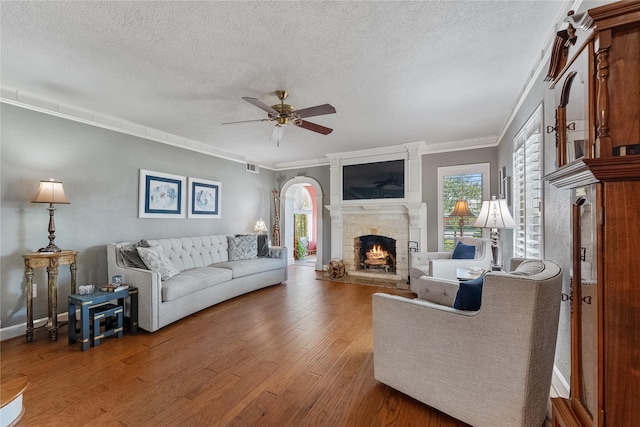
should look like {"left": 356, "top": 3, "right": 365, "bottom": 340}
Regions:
{"left": 68, "top": 287, "right": 138, "bottom": 351}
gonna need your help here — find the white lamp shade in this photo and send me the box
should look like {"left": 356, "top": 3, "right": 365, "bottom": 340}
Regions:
{"left": 472, "top": 196, "right": 516, "bottom": 229}
{"left": 32, "top": 179, "right": 70, "bottom": 204}
{"left": 253, "top": 218, "right": 268, "bottom": 233}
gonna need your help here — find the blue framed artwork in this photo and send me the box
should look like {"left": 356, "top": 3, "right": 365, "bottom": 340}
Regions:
{"left": 138, "top": 169, "right": 186, "bottom": 218}
{"left": 188, "top": 177, "right": 221, "bottom": 219}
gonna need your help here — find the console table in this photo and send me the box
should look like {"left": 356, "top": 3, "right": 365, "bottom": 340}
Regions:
{"left": 23, "top": 250, "right": 78, "bottom": 342}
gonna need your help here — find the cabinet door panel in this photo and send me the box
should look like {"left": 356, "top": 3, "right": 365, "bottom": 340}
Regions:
{"left": 602, "top": 181, "right": 640, "bottom": 426}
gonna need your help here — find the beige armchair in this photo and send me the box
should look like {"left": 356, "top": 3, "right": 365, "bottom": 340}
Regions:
{"left": 373, "top": 258, "right": 562, "bottom": 427}
{"left": 409, "top": 236, "right": 492, "bottom": 287}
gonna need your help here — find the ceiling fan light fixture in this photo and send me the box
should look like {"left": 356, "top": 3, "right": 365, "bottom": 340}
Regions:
{"left": 227, "top": 90, "right": 336, "bottom": 142}
{"left": 271, "top": 124, "right": 285, "bottom": 146}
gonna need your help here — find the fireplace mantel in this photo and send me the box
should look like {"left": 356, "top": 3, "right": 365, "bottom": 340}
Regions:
{"left": 324, "top": 143, "right": 427, "bottom": 285}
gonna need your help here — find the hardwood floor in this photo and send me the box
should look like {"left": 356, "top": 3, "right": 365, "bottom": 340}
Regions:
{"left": 1, "top": 265, "right": 469, "bottom": 426}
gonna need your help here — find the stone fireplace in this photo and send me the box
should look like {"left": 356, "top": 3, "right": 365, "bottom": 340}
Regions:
{"left": 325, "top": 143, "right": 427, "bottom": 289}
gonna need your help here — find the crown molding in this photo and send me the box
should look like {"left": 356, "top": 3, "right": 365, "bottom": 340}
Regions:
{"left": 0, "top": 86, "right": 283, "bottom": 170}
{"left": 495, "top": 0, "right": 588, "bottom": 145}
{"left": 421, "top": 136, "right": 498, "bottom": 154}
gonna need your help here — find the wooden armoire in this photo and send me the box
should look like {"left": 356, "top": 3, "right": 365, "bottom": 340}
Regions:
{"left": 544, "top": 2, "right": 640, "bottom": 426}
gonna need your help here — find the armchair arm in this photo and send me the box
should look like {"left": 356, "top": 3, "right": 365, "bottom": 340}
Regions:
{"left": 107, "top": 243, "right": 161, "bottom": 332}
{"left": 509, "top": 257, "right": 528, "bottom": 271}
{"left": 410, "top": 251, "right": 451, "bottom": 265}
{"left": 430, "top": 258, "right": 491, "bottom": 281}
{"left": 268, "top": 246, "right": 288, "bottom": 280}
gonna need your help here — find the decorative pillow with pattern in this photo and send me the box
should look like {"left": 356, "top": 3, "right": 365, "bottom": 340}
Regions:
{"left": 119, "top": 240, "right": 150, "bottom": 269}
{"left": 136, "top": 245, "right": 180, "bottom": 280}
{"left": 228, "top": 235, "right": 258, "bottom": 261}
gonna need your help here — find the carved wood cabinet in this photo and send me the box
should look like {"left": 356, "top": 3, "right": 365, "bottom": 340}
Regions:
{"left": 545, "top": 2, "right": 640, "bottom": 426}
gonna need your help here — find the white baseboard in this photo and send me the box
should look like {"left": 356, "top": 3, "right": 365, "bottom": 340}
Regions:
{"left": 0, "top": 312, "right": 69, "bottom": 342}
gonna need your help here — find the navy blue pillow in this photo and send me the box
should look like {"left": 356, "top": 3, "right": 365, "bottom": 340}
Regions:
{"left": 451, "top": 241, "right": 476, "bottom": 259}
{"left": 453, "top": 273, "right": 486, "bottom": 311}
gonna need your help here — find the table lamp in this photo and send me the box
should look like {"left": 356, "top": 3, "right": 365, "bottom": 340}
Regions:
{"left": 32, "top": 178, "right": 70, "bottom": 252}
{"left": 254, "top": 218, "right": 268, "bottom": 234}
{"left": 449, "top": 199, "right": 474, "bottom": 237}
{"left": 472, "top": 195, "right": 516, "bottom": 271}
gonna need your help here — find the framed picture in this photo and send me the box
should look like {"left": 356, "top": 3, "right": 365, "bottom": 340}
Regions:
{"left": 498, "top": 166, "right": 511, "bottom": 206}
{"left": 138, "top": 169, "right": 186, "bottom": 218}
{"left": 504, "top": 176, "right": 512, "bottom": 206}
{"left": 188, "top": 177, "right": 221, "bottom": 219}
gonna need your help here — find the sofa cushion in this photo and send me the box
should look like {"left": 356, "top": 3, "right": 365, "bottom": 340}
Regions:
{"left": 137, "top": 245, "right": 180, "bottom": 281}
{"left": 452, "top": 241, "right": 476, "bottom": 259}
{"left": 162, "top": 267, "right": 233, "bottom": 302}
{"left": 453, "top": 273, "right": 486, "bottom": 311}
{"left": 228, "top": 235, "right": 258, "bottom": 261}
{"left": 410, "top": 264, "right": 432, "bottom": 280}
{"left": 214, "top": 257, "right": 286, "bottom": 279}
{"left": 416, "top": 277, "right": 459, "bottom": 307}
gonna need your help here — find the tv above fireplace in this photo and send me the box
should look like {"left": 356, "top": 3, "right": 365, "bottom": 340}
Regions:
{"left": 342, "top": 159, "right": 405, "bottom": 201}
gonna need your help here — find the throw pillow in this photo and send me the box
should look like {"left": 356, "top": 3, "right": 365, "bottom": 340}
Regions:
{"left": 235, "top": 234, "right": 269, "bottom": 257}
{"left": 228, "top": 235, "right": 258, "bottom": 261}
{"left": 257, "top": 234, "right": 269, "bottom": 257}
{"left": 452, "top": 241, "right": 476, "bottom": 259}
{"left": 453, "top": 273, "right": 486, "bottom": 311}
{"left": 136, "top": 245, "right": 180, "bottom": 281}
{"left": 119, "top": 239, "right": 153, "bottom": 269}
{"left": 119, "top": 244, "right": 148, "bottom": 269}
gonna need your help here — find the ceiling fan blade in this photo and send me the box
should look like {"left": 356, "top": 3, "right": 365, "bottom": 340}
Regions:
{"left": 242, "top": 97, "right": 280, "bottom": 116}
{"left": 296, "top": 120, "right": 333, "bottom": 135}
{"left": 270, "top": 125, "right": 285, "bottom": 142}
{"left": 294, "top": 104, "right": 336, "bottom": 118}
{"left": 221, "top": 118, "right": 273, "bottom": 125}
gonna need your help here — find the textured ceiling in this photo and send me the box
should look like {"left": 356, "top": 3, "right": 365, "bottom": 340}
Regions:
{"left": 1, "top": 1, "right": 569, "bottom": 168}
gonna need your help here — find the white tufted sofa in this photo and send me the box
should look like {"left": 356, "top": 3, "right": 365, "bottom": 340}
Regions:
{"left": 107, "top": 235, "right": 287, "bottom": 332}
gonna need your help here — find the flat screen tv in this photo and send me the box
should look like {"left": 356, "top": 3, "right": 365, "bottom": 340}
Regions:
{"left": 342, "top": 159, "right": 405, "bottom": 200}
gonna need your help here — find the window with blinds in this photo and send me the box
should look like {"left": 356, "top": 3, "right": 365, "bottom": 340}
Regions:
{"left": 513, "top": 104, "right": 543, "bottom": 259}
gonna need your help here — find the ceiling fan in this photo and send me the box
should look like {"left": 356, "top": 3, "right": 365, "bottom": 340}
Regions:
{"left": 222, "top": 90, "right": 336, "bottom": 145}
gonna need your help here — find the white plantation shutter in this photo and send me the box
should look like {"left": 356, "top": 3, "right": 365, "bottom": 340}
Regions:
{"left": 513, "top": 105, "right": 543, "bottom": 259}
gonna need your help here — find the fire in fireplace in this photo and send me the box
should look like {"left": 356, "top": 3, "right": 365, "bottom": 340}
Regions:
{"left": 355, "top": 235, "right": 396, "bottom": 273}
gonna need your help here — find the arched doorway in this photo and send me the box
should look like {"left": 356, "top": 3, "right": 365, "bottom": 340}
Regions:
{"left": 279, "top": 177, "right": 323, "bottom": 271}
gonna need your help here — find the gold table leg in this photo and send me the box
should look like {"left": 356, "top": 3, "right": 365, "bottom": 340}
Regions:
{"left": 46, "top": 258, "right": 59, "bottom": 341}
